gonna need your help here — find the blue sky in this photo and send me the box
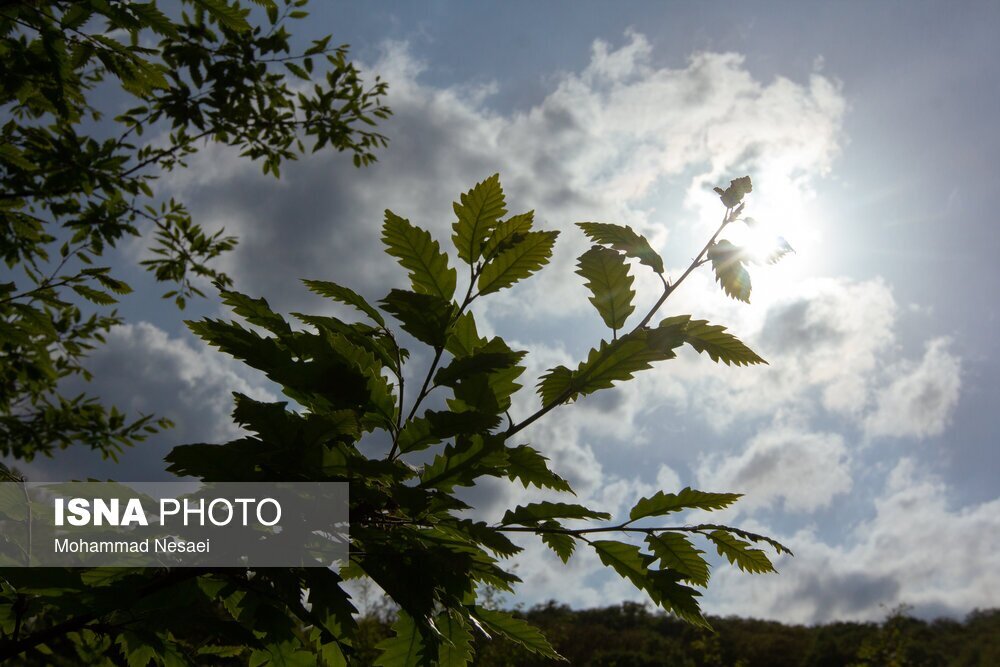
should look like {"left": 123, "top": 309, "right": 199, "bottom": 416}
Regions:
{"left": 16, "top": 2, "right": 1000, "bottom": 623}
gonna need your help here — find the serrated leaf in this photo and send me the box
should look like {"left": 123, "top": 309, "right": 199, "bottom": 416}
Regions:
{"left": 707, "top": 530, "right": 775, "bottom": 574}
{"left": 190, "top": 0, "right": 251, "bottom": 31}
{"left": 477, "top": 230, "right": 558, "bottom": 295}
{"left": 629, "top": 487, "right": 742, "bottom": 521}
{"left": 220, "top": 289, "right": 291, "bottom": 336}
{"left": 434, "top": 349, "right": 525, "bottom": 387}
{"left": 576, "top": 222, "right": 664, "bottom": 273}
{"left": 379, "top": 289, "right": 455, "bottom": 348}
{"left": 420, "top": 435, "right": 507, "bottom": 490}
{"left": 481, "top": 212, "right": 534, "bottom": 259}
{"left": 707, "top": 240, "right": 752, "bottom": 302}
{"left": 693, "top": 523, "right": 793, "bottom": 556}
{"left": 536, "top": 333, "right": 681, "bottom": 407}
{"left": 382, "top": 210, "right": 457, "bottom": 301}
{"left": 658, "top": 315, "right": 766, "bottom": 366}
{"left": 501, "top": 502, "right": 609, "bottom": 526}
{"left": 453, "top": 174, "right": 507, "bottom": 264}
{"left": 72, "top": 284, "right": 117, "bottom": 305}
{"left": 436, "top": 612, "right": 474, "bottom": 667}
{"left": 505, "top": 445, "right": 573, "bottom": 493}
{"left": 396, "top": 417, "right": 440, "bottom": 454}
{"left": 645, "top": 533, "right": 710, "bottom": 586}
{"left": 591, "top": 540, "right": 652, "bottom": 591}
{"left": 471, "top": 608, "right": 561, "bottom": 659}
{"left": 576, "top": 245, "right": 635, "bottom": 330}
{"left": 449, "top": 519, "right": 521, "bottom": 557}
{"left": 303, "top": 279, "right": 385, "bottom": 326}
{"left": 540, "top": 524, "right": 576, "bottom": 563}
{"left": 536, "top": 365, "right": 574, "bottom": 407}
{"left": 374, "top": 612, "right": 428, "bottom": 667}
{"left": 643, "top": 569, "right": 711, "bottom": 628}
{"left": 445, "top": 311, "right": 486, "bottom": 358}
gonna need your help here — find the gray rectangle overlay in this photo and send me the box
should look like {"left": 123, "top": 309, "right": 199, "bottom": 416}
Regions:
{"left": 0, "top": 482, "right": 348, "bottom": 567}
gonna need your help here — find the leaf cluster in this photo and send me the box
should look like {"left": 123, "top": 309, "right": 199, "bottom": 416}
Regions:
{"left": 0, "top": 0, "right": 391, "bottom": 459}
{"left": 0, "top": 174, "right": 794, "bottom": 664}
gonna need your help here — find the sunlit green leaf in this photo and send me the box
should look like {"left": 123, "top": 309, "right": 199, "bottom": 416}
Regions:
{"left": 576, "top": 222, "right": 664, "bottom": 274}
{"left": 382, "top": 210, "right": 457, "bottom": 301}
{"left": 576, "top": 245, "right": 636, "bottom": 330}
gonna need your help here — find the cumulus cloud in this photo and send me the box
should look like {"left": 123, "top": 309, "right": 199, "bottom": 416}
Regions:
{"left": 696, "top": 422, "right": 852, "bottom": 514}
{"left": 865, "top": 338, "right": 961, "bottom": 439}
{"left": 156, "top": 32, "right": 846, "bottom": 329}
{"left": 704, "top": 458, "right": 1000, "bottom": 623}
{"left": 62, "top": 29, "right": 984, "bottom": 624}
{"left": 21, "top": 322, "right": 276, "bottom": 481}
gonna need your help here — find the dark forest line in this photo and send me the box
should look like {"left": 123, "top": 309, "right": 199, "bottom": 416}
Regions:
{"left": 355, "top": 602, "right": 1000, "bottom": 666}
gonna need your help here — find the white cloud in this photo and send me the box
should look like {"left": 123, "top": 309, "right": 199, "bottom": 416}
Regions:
{"left": 21, "top": 322, "right": 278, "bottom": 481}
{"left": 865, "top": 338, "right": 961, "bottom": 439}
{"left": 704, "top": 458, "right": 1000, "bottom": 623}
{"left": 110, "top": 31, "right": 985, "bottom": 624}
{"left": 696, "top": 422, "right": 852, "bottom": 513}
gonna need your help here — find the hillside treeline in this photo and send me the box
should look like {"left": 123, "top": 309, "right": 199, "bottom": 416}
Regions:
{"left": 355, "top": 602, "right": 1000, "bottom": 666}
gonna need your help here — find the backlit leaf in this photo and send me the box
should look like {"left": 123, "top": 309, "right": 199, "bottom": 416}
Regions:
{"left": 382, "top": 210, "right": 457, "bottom": 301}
{"left": 477, "top": 231, "right": 558, "bottom": 295}
{"left": 576, "top": 222, "right": 664, "bottom": 274}
{"left": 575, "top": 245, "right": 635, "bottom": 330}
{"left": 707, "top": 240, "right": 752, "bottom": 302}
{"left": 452, "top": 174, "right": 506, "bottom": 264}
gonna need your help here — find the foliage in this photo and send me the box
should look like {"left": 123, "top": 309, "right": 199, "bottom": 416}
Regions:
{"left": 0, "top": 174, "right": 792, "bottom": 663}
{"left": 457, "top": 602, "right": 1000, "bottom": 667}
{"left": 0, "top": 0, "right": 391, "bottom": 460}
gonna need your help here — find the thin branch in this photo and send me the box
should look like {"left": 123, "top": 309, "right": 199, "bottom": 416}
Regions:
{"left": 504, "top": 208, "right": 733, "bottom": 440}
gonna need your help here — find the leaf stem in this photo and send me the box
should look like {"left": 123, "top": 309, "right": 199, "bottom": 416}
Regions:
{"left": 504, "top": 208, "right": 732, "bottom": 440}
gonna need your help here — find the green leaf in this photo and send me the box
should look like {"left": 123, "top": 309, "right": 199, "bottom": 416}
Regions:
{"left": 72, "top": 284, "right": 117, "bottom": 305}
{"left": 379, "top": 289, "right": 455, "bottom": 348}
{"left": 420, "top": 435, "right": 507, "bottom": 490}
{"left": 116, "top": 632, "right": 159, "bottom": 667}
{"left": 374, "top": 611, "right": 429, "bottom": 667}
{"left": 382, "top": 210, "right": 457, "bottom": 301}
{"left": 696, "top": 524, "right": 793, "bottom": 556}
{"left": 658, "top": 315, "right": 766, "bottom": 366}
{"left": 302, "top": 279, "right": 385, "bottom": 326}
{"left": 629, "top": 487, "right": 742, "bottom": 521}
{"left": 505, "top": 444, "right": 573, "bottom": 493}
{"left": 190, "top": 0, "right": 251, "bottom": 32}
{"left": 471, "top": 608, "right": 561, "bottom": 659}
{"left": 536, "top": 332, "right": 682, "bottom": 406}
{"left": 434, "top": 348, "right": 525, "bottom": 387}
{"left": 501, "top": 502, "right": 610, "bottom": 526}
{"left": 575, "top": 245, "right": 636, "bottom": 330}
{"left": 452, "top": 174, "right": 507, "bottom": 264}
{"left": 220, "top": 289, "right": 291, "bottom": 336}
{"left": 707, "top": 530, "right": 776, "bottom": 574}
{"left": 481, "top": 212, "right": 534, "bottom": 259}
{"left": 436, "top": 611, "right": 474, "bottom": 667}
{"left": 707, "top": 240, "right": 752, "bottom": 302}
{"left": 645, "top": 533, "right": 710, "bottom": 587}
{"left": 643, "top": 569, "right": 711, "bottom": 628}
{"left": 396, "top": 417, "right": 440, "bottom": 454}
{"left": 477, "top": 230, "right": 558, "bottom": 295}
{"left": 536, "top": 365, "right": 574, "bottom": 407}
{"left": 576, "top": 222, "right": 664, "bottom": 274}
{"left": 540, "top": 525, "right": 576, "bottom": 564}
{"left": 445, "top": 311, "right": 486, "bottom": 358}
{"left": 591, "top": 540, "right": 652, "bottom": 591}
